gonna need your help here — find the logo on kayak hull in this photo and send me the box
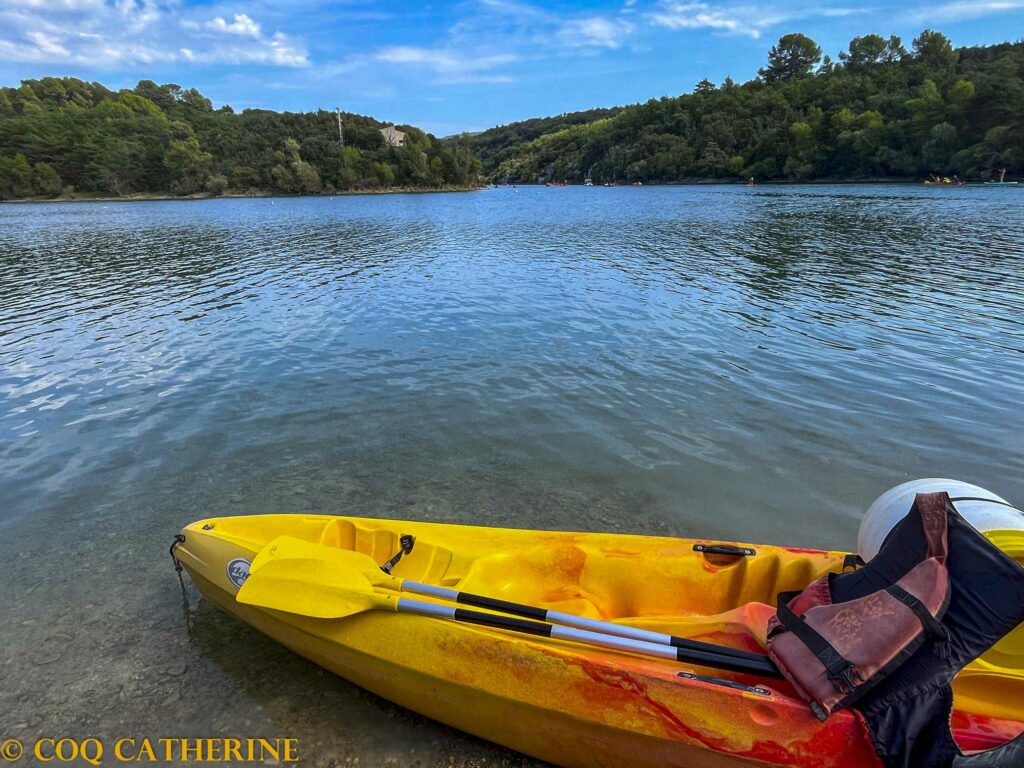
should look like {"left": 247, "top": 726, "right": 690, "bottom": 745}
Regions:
{"left": 226, "top": 558, "right": 251, "bottom": 588}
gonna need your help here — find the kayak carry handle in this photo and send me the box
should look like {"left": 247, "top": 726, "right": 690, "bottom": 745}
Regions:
{"left": 693, "top": 543, "right": 756, "bottom": 557}
{"left": 678, "top": 672, "right": 771, "bottom": 696}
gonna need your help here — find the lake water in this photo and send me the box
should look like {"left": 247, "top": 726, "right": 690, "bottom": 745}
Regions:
{"left": 2, "top": 185, "right": 1023, "bottom": 766}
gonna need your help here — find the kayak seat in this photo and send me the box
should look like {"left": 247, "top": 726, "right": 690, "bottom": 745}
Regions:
{"left": 453, "top": 542, "right": 829, "bottom": 619}
{"left": 453, "top": 544, "right": 790, "bottom": 656}
{"left": 319, "top": 518, "right": 463, "bottom": 586}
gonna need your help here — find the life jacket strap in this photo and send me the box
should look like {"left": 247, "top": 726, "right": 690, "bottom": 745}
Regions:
{"left": 885, "top": 583, "right": 951, "bottom": 645}
{"left": 774, "top": 590, "right": 863, "bottom": 694}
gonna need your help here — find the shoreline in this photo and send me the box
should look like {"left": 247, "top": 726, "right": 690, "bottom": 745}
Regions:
{"left": 493, "top": 177, "right": 1006, "bottom": 187}
{"left": 4, "top": 179, "right": 1012, "bottom": 204}
{"left": 0, "top": 184, "right": 486, "bottom": 204}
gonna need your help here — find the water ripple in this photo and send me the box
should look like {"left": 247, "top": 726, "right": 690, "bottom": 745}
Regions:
{"left": 1, "top": 187, "right": 1023, "bottom": 536}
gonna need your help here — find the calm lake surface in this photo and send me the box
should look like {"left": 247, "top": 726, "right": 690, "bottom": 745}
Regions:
{"left": 2, "top": 185, "right": 1023, "bottom": 765}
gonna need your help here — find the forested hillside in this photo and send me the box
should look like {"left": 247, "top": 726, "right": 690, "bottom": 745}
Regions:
{"left": 461, "top": 31, "right": 1024, "bottom": 183}
{"left": 464, "top": 106, "right": 622, "bottom": 177}
{"left": 0, "top": 79, "right": 481, "bottom": 200}
{"left": 3, "top": 29, "right": 1021, "bottom": 199}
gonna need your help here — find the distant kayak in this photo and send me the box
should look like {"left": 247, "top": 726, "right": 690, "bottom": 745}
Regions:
{"left": 173, "top": 515, "right": 1024, "bottom": 767}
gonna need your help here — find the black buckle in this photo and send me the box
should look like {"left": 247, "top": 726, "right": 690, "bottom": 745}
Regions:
{"left": 827, "top": 662, "right": 863, "bottom": 694}
{"left": 842, "top": 553, "right": 865, "bottom": 572}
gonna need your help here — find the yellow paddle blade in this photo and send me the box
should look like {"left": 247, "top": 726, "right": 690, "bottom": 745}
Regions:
{"left": 249, "top": 536, "right": 402, "bottom": 590}
{"left": 237, "top": 537, "right": 399, "bottom": 619}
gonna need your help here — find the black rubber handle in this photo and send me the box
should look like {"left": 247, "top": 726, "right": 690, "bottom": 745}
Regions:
{"left": 456, "top": 592, "right": 548, "bottom": 620}
{"left": 678, "top": 672, "right": 772, "bottom": 695}
{"left": 452, "top": 607, "right": 553, "bottom": 637}
{"left": 693, "top": 543, "right": 756, "bottom": 557}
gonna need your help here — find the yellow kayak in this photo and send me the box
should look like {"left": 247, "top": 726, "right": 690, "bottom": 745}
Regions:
{"left": 173, "top": 514, "right": 1023, "bottom": 767}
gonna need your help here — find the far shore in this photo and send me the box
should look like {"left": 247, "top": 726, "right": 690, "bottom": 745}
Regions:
{"left": 4, "top": 177, "right": 1015, "bottom": 204}
{"left": 0, "top": 184, "right": 487, "bottom": 204}
{"left": 509, "top": 177, "right": 1009, "bottom": 186}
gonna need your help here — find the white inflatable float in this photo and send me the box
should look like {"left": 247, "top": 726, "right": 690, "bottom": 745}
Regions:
{"left": 859, "top": 478, "right": 1024, "bottom": 563}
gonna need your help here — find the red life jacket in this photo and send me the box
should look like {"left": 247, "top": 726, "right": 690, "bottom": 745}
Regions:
{"left": 766, "top": 491, "right": 951, "bottom": 721}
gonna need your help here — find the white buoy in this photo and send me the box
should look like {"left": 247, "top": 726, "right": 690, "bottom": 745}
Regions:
{"left": 859, "top": 478, "right": 1024, "bottom": 561}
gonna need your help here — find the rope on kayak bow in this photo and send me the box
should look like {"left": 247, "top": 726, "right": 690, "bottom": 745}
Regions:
{"left": 380, "top": 534, "right": 416, "bottom": 574}
{"left": 169, "top": 534, "right": 186, "bottom": 573}
{"left": 169, "top": 534, "right": 196, "bottom": 639}
{"left": 169, "top": 533, "right": 188, "bottom": 596}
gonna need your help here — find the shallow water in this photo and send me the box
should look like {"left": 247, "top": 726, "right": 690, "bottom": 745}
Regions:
{"left": 1, "top": 185, "right": 1023, "bottom": 766}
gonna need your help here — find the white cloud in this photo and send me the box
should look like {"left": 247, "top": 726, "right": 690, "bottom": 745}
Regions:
{"left": 476, "top": 0, "right": 550, "bottom": 19}
{"left": 912, "top": 0, "right": 1024, "bottom": 22}
{"left": 26, "top": 31, "right": 70, "bottom": 58}
{"left": 648, "top": 2, "right": 777, "bottom": 38}
{"left": 647, "top": 1, "right": 866, "bottom": 39}
{"left": 207, "top": 13, "right": 261, "bottom": 38}
{"left": 0, "top": 1, "right": 308, "bottom": 68}
{"left": 559, "top": 17, "right": 635, "bottom": 49}
{"left": 375, "top": 46, "right": 517, "bottom": 83}
{"left": 5, "top": 0, "right": 103, "bottom": 8}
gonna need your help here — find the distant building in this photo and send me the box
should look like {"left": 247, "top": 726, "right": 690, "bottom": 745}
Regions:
{"left": 380, "top": 125, "right": 406, "bottom": 148}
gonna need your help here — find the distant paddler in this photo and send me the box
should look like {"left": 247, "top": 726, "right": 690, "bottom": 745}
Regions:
{"left": 924, "top": 173, "right": 965, "bottom": 187}
{"left": 986, "top": 167, "right": 1018, "bottom": 185}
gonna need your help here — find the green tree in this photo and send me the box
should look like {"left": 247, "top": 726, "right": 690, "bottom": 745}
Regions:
{"left": 0, "top": 154, "right": 35, "bottom": 197}
{"left": 90, "top": 141, "right": 151, "bottom": 195}
{"left": 165, "top": 137, "right": 213, "bottom": 194}
{"left": 33, "top": 162, "right": 62, "bottom": 196}
{"left": 840, "top": 35, "right": 905, "bottom": 71}
{"left": 913, "top": 30, "right": 957, "bottom": 71}
{"left": 922, "top": 123, "right": 958, "bottom": 170}
{"left": 271, "top": 138, "right": 321, "bottom": 194}
{"left": 759, "top": 34, "right": 822, "bottom": 84}
{"left": 230, "top": 166, "right": 262, "bottom": 190}
{"left": 698, "top": 141, "right": 729, "bottom": 176}
{"left": 205, "top": 174, "right": 228, "bottom": 195}
{"left": 905, "top": 80, "right": 946, "bottom": 140}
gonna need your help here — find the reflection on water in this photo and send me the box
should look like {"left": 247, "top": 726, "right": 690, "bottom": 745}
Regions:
{"left": 2, "top": 186, "right": 1023, "bottom": 765}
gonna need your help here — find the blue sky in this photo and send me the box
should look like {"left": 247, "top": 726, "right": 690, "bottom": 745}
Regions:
{"left": 2, "top": 1, "right": 1023, "bottom": 135}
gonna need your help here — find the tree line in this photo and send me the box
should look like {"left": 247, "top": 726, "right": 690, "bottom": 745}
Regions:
{"left": 0, "top": 79, "right": 481, "bottom": 200}
{"left": 457, "top": 31, "right": 1024, "bottom": 184}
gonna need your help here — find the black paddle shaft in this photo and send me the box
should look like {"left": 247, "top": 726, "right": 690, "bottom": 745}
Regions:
{"left": 452, "top": 591, "right": 776, "bottom": 668}
{"left": 449, "top": 605, "right": 782, "bottom": 679}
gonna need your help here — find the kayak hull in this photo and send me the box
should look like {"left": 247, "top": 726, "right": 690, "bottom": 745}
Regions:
{"left": 175, "top": 515, "right": 1023, "bottom": 767}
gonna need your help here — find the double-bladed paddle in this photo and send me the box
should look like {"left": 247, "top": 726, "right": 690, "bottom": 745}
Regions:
{"left": 236, "top": 535, "right": 781, "bottom": 678}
